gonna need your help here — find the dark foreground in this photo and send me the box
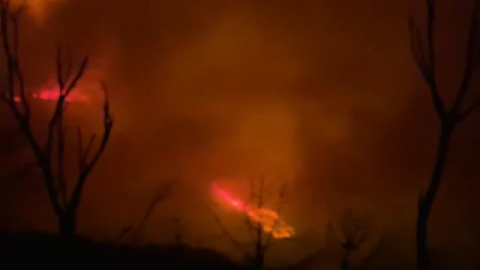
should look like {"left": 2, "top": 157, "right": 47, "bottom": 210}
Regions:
{"left": 1, "top": 232, "right": 243, "bottom": 270}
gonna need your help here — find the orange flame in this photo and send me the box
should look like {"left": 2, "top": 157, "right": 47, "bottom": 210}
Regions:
{"left": 212, "top": 183, "right": 295, "bottom": 239}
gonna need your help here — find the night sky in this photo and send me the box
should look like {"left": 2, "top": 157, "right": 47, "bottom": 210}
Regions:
{"left": 1, "top": 0, "right": 479, "bottom": 268}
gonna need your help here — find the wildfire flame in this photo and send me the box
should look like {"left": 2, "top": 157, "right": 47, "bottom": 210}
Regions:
{"left": 212, "top": 183, "right": 295, "bottom": 239}
{"left": 12, "top": 87, "right": 90, "bottom": 103}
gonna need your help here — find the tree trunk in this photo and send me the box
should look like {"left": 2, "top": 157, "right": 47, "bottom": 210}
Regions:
{"left": 416, "top": 123, "right": 453, "bottom": 270}
{"left": 254, "top": 226, "right": 265, "bottom": 270}
{"left": 59, "top": 210, "right": 77, "bottom": 239}
{"left": 253, "top": 253, "right": 265, "bottom": 270}
{"left": 341, "top": 251, "right": 350, "bottom": 270}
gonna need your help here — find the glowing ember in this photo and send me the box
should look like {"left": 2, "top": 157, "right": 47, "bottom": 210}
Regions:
{"left": 212, "top": 183, "right": 295, "bottom": 239}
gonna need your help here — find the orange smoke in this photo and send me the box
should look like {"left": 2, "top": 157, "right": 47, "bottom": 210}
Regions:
{"left": 212, "top": 183, "right": 295, "bottom": 239}
{"left": 10, "top": 0, "right": 61, "bottom": 24}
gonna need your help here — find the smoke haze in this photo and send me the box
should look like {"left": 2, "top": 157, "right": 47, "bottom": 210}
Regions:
{"left": 1, "top": 0, "right": 479, "bottom": 267}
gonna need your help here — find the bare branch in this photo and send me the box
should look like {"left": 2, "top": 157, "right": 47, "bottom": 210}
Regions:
{"left": 244, "top": 212, "right": 256, "bottom": 241}
{"left": 115, "top": 226, "right": 134, "bottom": 242}
{"left": 408, "top": 17, "right": 429, "bottom": 80}
{"left": 425, "top": 0, "right": 436, "bottom": 73}
{"left": 46, "top": 53, "right": 89, "bottom": 160}
{"left": 69, "top": 83, "right": 113, "bottom": 211}
{"left": 65, "top": 56, "right": 89, "bottom": 95}
{"left": 1, "top": 1, "right": 43, "bottom": 173}
{"left": 425, "top": 0, "right": 446, "bottom": 117}
{"left": 409, "top": 0, "right": 446, "bottom": 117}
{"left": 11, "top": 17, "right": 29, "bottom": 119}
{"left": 82, "top": 84, "right": 113, "bottom": 172}
{"left": 11, "top": 15, "right": 30, "bottom": 122}
{"left": 82, "top": 135, "right": 96, "bottom": 164}
{"left": 458, "top": 96, "right": 480, "bottom": 121}
{"left": 56, "top": 46, "right": 65, "bottom": 90}
{"left": 1, "top": 2, "right": 20, "bottom": 115}
{"left": 210, "top": 206, "right": 252, "bottom": 258}
{"left": 65, "top": 46, "right": 73, "bottom": 81}
{"left": 452, "top": 0, "right": 480, "bottom": 113}
{"left": 56, "top": 122, "right": 67, "bottom": 207}
{"left": 10, "top": 17, "right": 18, "bottom": 56}
{"left": 130, "top": 184, "right": 171, "bottom": 242}
{"left": 76, "top": 128, "right": 83, "bottom": 168}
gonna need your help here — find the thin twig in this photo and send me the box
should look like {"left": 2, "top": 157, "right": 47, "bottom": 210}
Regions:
{"left": 409, "top": 0, "right": 446, "bottom": 117}
{"left": 452, "top": 0, "right": 480, "bottom": 113}
{"left": 459, "top": 96, "right": 480, "bottom": 121}
{"left": 209, "top": 203, "right": 252, "bottom": 258}
{"left": 69, "top": 83, "right": 113, "bottom": 211}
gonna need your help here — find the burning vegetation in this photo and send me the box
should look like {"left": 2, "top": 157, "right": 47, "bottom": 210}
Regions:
{"left": 12, "top": 86, "right": 90, "bottom": 103}
{"left": 1, "top": 0, "right": 480, "bottom": 269}
{"left": 213, "top": 182, "right": 295, "bottom": 240}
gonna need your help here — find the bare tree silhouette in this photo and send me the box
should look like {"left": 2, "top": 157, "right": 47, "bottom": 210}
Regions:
{"left": 1, "top": 0, "right": 113, "bottom": 238}
{"left": 284, "top": 210, "right": 381, "bottom": 270}
{"left": 335, "top": 210, "right": 381, "bottom": 270}
{"left": 116, "top": 183, "right": 171, "bottom": 244}
{"left": 408, "top": 0, "right": 480, "bottom": 269}
{"left": 211, "top": 176, "right": 290, "bottom": 270}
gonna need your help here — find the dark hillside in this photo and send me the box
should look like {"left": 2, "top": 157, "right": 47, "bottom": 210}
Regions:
{"left": 1, "top": 232, "right": 243, "bottom": 270}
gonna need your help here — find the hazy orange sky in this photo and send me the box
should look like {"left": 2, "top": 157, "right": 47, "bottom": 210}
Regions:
{"left": 1, "top": 0, "right": 479, "bottom": 268}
